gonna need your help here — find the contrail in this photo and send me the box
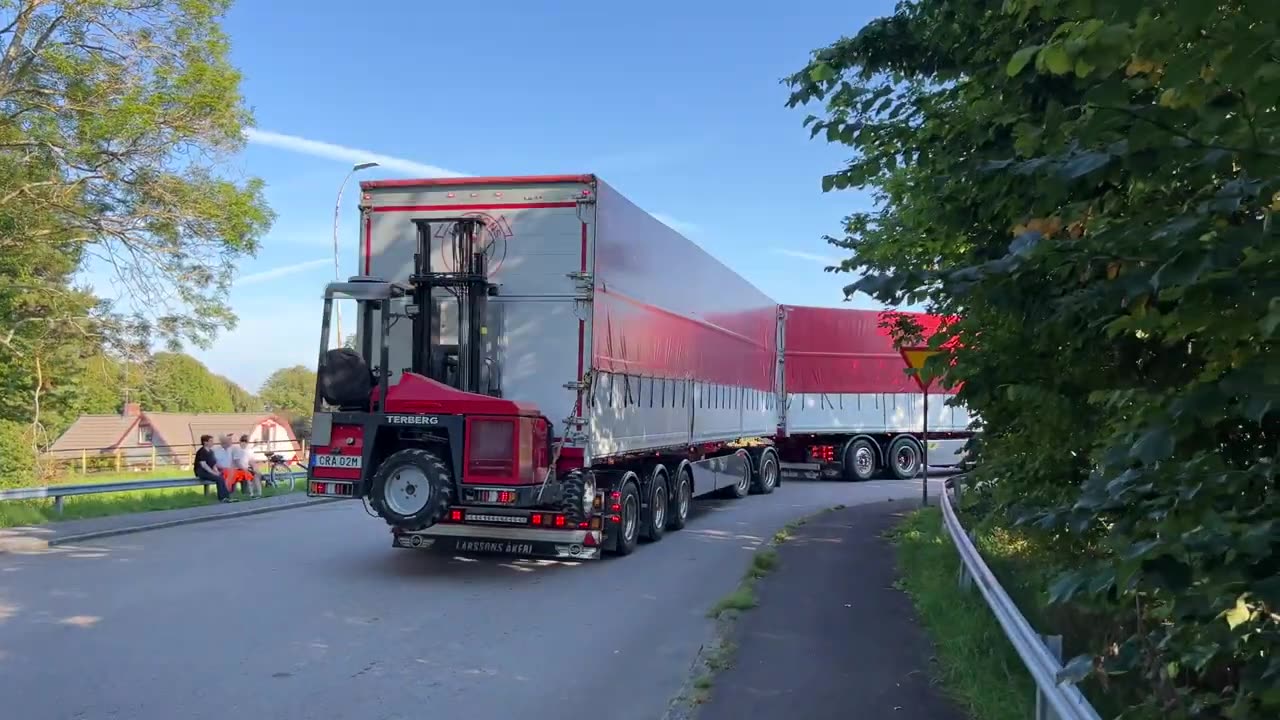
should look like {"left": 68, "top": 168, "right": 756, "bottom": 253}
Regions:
{"left": 236, "top": 257, "right": 330, "bottom": 286}
{"left": 245, "top": 128, "right": 466, "bottom": 178}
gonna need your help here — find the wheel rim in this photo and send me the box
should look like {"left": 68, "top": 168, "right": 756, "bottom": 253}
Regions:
{"left": 736, "top": 465, "right": 751, "bottom": 492}
{"left": 652, "top": 484, "right": 666, "bottom": 530}
{"left": 623, "top": 492, "right": 639, "bottom": 541}
{"left": 895, "top": 446, "right": 917, "bottom": 474}
{"left": 384, "top": 466, "right": 431, "bottom": 516}
{"left": 855, "top": 446, "right": 874, "bottom": 476}
{"left": 678, "top": 476, "right": 691, "bottom": 518}
{"left": 762, "top": 458, "right": 778, "bottom": 489}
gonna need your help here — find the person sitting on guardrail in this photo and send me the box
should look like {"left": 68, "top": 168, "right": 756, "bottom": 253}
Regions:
{"left": 235, "top": 434, "right": 262, "bottom": 498}
{"left": 214, "top": 434, "right": 242, "bottom": 499}
{"left": 194, "top": 434, "right": 232, "bottom": 502}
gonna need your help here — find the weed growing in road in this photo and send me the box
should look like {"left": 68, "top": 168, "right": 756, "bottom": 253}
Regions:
{"left": 708, "top": 586, "right": 758, "bottom": 617}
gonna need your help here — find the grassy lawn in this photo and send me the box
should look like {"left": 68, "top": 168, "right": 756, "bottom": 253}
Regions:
{"left": 0, "top": 477, "right": 305, "bottom": 530}
{"left": 891, "top": 508, "right": 1037, "bottom": 720}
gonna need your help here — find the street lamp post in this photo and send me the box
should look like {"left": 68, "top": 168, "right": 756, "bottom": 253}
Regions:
{"left": 332, "top": 161, "right": 379, "bottom": 348}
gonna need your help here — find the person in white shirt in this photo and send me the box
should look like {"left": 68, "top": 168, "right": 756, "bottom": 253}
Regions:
{"left": 234, "top": 434, "right": 262, "bottom": 498}
{"left": 212, "top": 434, "right": 239, "bottom": 501}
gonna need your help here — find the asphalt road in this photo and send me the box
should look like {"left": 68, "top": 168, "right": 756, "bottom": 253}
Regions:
{"left": 0, "top": 478, "right": 943, "bottom": 720}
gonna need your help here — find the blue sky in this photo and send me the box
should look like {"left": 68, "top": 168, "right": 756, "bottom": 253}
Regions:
{"left": 177, "top": 0, "right": 896, "bottom": 390}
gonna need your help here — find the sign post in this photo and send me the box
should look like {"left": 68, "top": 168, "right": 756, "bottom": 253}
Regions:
{"left": 899, "top": 346, "right": 941, "bottom": 507}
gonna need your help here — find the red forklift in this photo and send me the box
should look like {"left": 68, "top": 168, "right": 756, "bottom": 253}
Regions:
{"left": 306, "top": 218, "right": 604, "bottom": 559}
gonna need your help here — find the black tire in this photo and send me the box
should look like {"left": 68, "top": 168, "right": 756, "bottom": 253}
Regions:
{"left": 641, "top": 467, "right": 668, "bottom": 543}
{"left": 368, "top": 448, "right": 453, "bottom": 530}
{"left": 558, "top": 469, "right": 591, "bottom": 524}
{"left": 725, "top": 454, "right": 751, "bottom": 499}
{"left": 750, "top": 451, "right": 779, "bottom": 495}
{"left": 318, "top": 348, "right": 373, "bottom": 408}
{"left": 667, "top": 464, "right": 692, "bottom": 531}
{"left": 843, "top": 439, "right": 878, "bottom": 482}
{"left": 887, "top": 436, "right": 922, "bottom": 480}
{"left": 611, "top": 480, "right": 641, "bottom": 556}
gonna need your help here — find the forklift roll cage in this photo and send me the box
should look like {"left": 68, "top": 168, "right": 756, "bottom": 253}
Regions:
{"left": 312, "top": 216, "right": 496, "bottom": 415}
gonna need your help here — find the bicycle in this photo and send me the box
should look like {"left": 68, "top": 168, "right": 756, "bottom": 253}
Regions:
{"left": 262, "top": 453, "right": 300, "bottom": 492}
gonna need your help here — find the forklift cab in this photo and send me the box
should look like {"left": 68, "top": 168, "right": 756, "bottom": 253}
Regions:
{"left": 312, "top": 217, "right": 501, "bottom": 413}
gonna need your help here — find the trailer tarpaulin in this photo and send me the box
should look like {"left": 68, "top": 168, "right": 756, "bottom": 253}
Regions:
{"left": 782, "top": 306, "right": 957, "bottom": 394}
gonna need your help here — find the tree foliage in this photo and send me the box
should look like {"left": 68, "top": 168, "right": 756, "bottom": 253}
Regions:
{"left": 0, "top": 0, "right": 274, "bottom": 351}
{"left": 259, "top": 365, "right": 315, "bottom": 418}
{"left": 0, "top": 0, "right": 274, "bottom": 480}
{"left": 139, "top": 351, "right": 234, "bottom": 414}
{"left": 788, "top": 1, "right": 1277, "bottom": 717}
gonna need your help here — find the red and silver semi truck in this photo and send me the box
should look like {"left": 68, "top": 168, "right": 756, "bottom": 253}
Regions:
{"left": 772, "top": 305, "right": 972, "bottom": 482}
{"left": 304, "top": 174, "right": 973, "bottom": 560}
{"left": 305, "top": 175, "right": 783, "bottom": 560}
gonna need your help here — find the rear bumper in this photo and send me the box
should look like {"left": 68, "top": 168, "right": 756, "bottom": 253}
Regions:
{"left": 393, "top": 523, "right": 604, "bottom": 560}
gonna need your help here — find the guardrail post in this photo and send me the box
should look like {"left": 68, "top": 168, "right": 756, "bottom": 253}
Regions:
{"left": 53, "top": 495, "right": 64, "bottom": 515}
{"left": 957, "top": 529, "right": 976, "bottom": 591}
{"left": 1035, "top": 634, "right": 1064, "bottom": 720}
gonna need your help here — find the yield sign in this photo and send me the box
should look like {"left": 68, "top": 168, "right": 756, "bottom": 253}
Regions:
{"left": 899, "top": 346, "right": 942, "bottom": 392}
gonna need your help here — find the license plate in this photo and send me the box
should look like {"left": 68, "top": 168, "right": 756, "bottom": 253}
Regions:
{"left": 453, "top": 539, "right": 534, "bottom": 555}
{"left": 314, "top": 453, "right": 361, "bottom": 469}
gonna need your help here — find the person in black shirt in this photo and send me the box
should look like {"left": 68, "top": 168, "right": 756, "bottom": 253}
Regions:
{"left": 193, "top": 434, "right": 231, "bottom": 502}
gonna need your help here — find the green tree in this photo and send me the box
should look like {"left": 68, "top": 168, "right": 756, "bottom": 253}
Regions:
{"left": 788, "top": 1, "right": 1277, "bottom": 717}
{"left": 259, "top": 366, "right": 316, "bottom": 418}
{"left": 218, "top": 375, "right": 261, "bottom": 413}
{"left": 140, "top": 352, "right": 234, "bottom": 413}
{"left": 260, "top": 365, "right": 316, "bottom": 439}
{"left": 0, "top": 0, "right": 274, "bottom": 353}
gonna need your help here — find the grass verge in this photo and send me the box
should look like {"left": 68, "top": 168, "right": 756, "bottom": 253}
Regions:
{"left": 890, "top": 507, "right": 1035, "bottom": 720}
{"left": 0, "top": 481, "right": 305, "bottom": 530}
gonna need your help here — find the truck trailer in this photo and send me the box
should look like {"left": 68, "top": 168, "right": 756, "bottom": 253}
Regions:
{"left": 305, "top": 175, "right": 784, "bottom": 560}
{"left": 304, "top": 174, "right": 973, "bottom": 560}
{"left": 773, "top": 305, "right": 972, "bottom": 482}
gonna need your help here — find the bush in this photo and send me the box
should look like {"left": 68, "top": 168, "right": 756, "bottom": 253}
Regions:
{"left": 0, "top": 420, "right": 36, "bottom": 489}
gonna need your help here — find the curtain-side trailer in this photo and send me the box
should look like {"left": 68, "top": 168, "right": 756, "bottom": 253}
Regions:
{"left": 772, "top": 305, "right": 974, "bottom": 481}
{"left": 305, "top": 175, "right": 783, "bottom": 560}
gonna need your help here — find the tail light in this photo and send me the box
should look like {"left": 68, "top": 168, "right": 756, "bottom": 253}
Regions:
{"left": 810, "top": 444, "right": 835, "bottom": 463}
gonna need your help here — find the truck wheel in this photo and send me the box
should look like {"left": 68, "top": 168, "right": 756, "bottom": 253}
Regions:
{"left": 750, "top": 451, "right": 779, "bottom": 495}
{"left": 641, "top": 467, "right": 668, "bottom": 542}
{"left": 611, "top": 480, "right": 641, "bottom": 556}
{"left": 844, "top": 439, "right": 877, "bottom": 482}
{"left": 368, "top": 448, "right": 453, "bottom": 530}
{"left": 887, "top": 437, "right": 922, "bottom": 480}
{"left": 667, "top": 464, "right": 692, "bottom": 531}
{"left": 726, "top": 454, "right": 751, "bottom": 499}
{"left": 558, "top": 469, "right": 594, "bottom": 524}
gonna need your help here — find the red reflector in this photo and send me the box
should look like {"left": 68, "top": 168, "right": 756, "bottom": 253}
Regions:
{"left": 610, "top": 503, "right": 621, "bottom": 512}
{"left": 583, "top": 532, "right": 597, "bottom": 547}
{"left": 554, "top": 515, "right": 566, "bottom": 528}
{"left": 610, "top": 491, "right": 620, "bottom": 500}
{"left": 609, "top": 515, "right": 621, "bottom": 523}
{"left": 498, "top": 491, "right": 515, "bottom": 504}
{"left": 577, "top": 522, "right": 588, "bottom": 529}
{"left": 450, "top": 509, "right": 463, "bottom": 522}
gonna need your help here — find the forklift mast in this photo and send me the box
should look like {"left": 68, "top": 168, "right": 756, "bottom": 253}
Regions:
{"left": 408, "top": 217, "right": 496, "bottom": 396}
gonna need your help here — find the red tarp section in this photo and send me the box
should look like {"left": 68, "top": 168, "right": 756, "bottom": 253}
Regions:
{"left": 782, "top": 305, "right": 958, "bottom": 395}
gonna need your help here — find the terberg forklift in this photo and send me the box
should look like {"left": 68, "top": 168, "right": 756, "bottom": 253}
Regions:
{"left": 306, "top": 218, "right": 604, "bottom": 559}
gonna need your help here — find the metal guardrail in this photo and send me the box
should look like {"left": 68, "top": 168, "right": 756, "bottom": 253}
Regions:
{"left": 942, "top": 476, "right": 1102, "bottom": 720}
{"left": 0, "top": 471, "right": 308, "bottom": 514}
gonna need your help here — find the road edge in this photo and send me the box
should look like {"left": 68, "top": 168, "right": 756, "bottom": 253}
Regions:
{"left": 661, "top": 504, "right": 844, "bottom": 720}
{"left": 0, "top": 497, "right": 339, "bottom": 553}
